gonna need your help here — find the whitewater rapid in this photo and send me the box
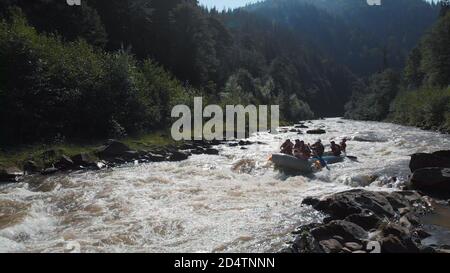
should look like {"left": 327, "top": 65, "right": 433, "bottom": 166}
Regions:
{"left": 1, "top": 118, "right": 449, "bottom": 253}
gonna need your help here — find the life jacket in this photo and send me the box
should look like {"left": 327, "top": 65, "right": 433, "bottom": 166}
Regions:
{"left": 331, "top": 144, "right": 342, "bottom": 156}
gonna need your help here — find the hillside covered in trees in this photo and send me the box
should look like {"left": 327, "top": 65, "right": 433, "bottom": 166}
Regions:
{"left": 0, "top": 0, "right": 445, "bottom": 146}
{"left": 345, "top": 4, "right": 450, "bottom": 133}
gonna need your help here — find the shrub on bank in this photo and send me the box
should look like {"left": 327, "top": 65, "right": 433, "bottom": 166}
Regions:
{"left": 389, "top": 87, "right": 450, "bottom": 133}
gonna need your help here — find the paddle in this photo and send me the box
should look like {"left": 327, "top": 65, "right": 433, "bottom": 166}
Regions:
{"left": 319, "top": 156, "right": 330, "bottom": 170}
{"left": 346, "top": 155, "right": 358, "bottom": 161}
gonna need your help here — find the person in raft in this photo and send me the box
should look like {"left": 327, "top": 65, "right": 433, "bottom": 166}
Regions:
{"left": 280, "top": 139, "right": 294, "bottom": 155}
{"left": 330, "top": 141, "right": 342, "bottom": 156}
{"left": 293, "top": 140, "right": 311, "bottom": 160}
{"left": 340, "top": 138, "right": 348, "bottom": 155}
{"left": 311, "top": 139, "right": 325, "bottom": 157}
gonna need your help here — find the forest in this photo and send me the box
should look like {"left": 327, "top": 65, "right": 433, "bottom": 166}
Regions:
{"left": 0, "top": 0, "right": 448, "bottom": 146}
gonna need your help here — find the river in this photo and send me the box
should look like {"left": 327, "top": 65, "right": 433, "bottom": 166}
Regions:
{"left": 1, "top": 118, "right": 449, "bottom": 253}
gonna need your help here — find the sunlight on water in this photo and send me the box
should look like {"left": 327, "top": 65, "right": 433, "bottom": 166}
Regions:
{"left": 0, "top": 118, "right": 449, "bottom": 253}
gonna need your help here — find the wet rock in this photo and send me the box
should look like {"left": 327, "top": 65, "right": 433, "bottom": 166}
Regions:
{"left": 345, "top": 212, "right": 381, "bottom": 231}
{"left": 414, "top": 228, "right": 431, "bottom": 239}
{"left": 204, "top": 148, "right": 219, "bottom": 155}
{"left": 23, "top": 160, "right": 40, "bottom": 174}
{"left": 319, "top": 239, "right": 343, "bottom": 253}
{"left": 381, "top": 223, "right": 410, "bottom": 238}
{"left": 409, "top": 152, "right": 450, "bottom": 172}
{"left": 71, "top": 153, "right": 95, "bottom": 167}
{"left": 0, "top": 167, "right": 22, "bottom": 182}
{"left": 304, "top": 189, "right": 395, "bottom": 220}
{"left": 379, "top": 223, "right": 420, "bottom": 253}
{"left": 238, "top": 140, "right": 254, "bottom": 146}
{"left": 147, "top": 153, "right": 166, "bottom": 162}
{"left": 169, "top": 151, "right": 189, "bottom": 162}
{"left": 97, "top": 140, "right": 131, "bottom": 158}
{"left": 344, "top": 242, "right": 363, "bottom": 251}
{"left": 122, "top": 150, "right": 139, "bottom": 161}
{"left": 54, "top": 155, "right": 74, "bottom": 170}
{"left": 292, "top": 229, "right": 324, "bottom": 253}
{"left": 113, "top": 157, "right": 126, "bottom": 164}
{"left": 311, "top": 220, "right": 368, "bottom": 243}
{"left": 307, "top": 129, "right": 326, "bottom": 135}
{"left": 433, "top": 150, "right": 450, "bottom": 160}
{"left": 380, "top": 235, "right": 418, "bottom": 253}
{"left": 340, "top": 247, "right": 352, "bottom": 253}
{"left": 41, "top": 167, "right": 59, "bottom": 175}
{"left": 332, "top": 236, "right": 345, "bottom": 243}
{"left": 410, "top": 168, "right": 450, "bottom": 197}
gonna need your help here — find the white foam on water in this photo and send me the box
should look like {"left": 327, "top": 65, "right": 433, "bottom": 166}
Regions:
{"left": 0, "top": 118, "right": 449, "bottom": 252}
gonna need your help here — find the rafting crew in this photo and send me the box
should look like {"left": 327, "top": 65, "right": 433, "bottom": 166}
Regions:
{"left": 280, "top": 138, "right": 348, "bottom": 159}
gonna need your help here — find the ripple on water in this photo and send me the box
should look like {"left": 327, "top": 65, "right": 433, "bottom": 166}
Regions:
{"left": 0, "top": 118, "right": 449, "bottom": 252}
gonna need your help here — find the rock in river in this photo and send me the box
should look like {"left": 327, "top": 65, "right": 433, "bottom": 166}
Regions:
{"left": 97, "top": 140, "right": 131, "bottom": 159}
{"left": 409, "top": 151, "right": 450, "bottom": 172}
{"left": 306, "top": 129, "right": 326, "bottom": 135}
{"left": 410, "top": 168, "right": 450, "bottom": 197}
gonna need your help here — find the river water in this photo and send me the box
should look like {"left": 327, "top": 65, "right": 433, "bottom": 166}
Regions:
{"left": 1, "top": 118, "right": 449, "bottom": 253}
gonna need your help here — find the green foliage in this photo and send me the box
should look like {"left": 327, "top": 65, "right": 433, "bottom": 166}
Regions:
{"left": 0, "top": 11, "right": 190, "bottom": 146}
{"left": 390, "top": 87, "right": 450, "bottom": 133}
{"left": 345, "top": 70, "right": 400, "bottom": 121}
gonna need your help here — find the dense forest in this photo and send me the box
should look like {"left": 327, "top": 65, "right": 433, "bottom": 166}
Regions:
{"left": 0, "top": 0, "right": 447, "bottom": 146}
{"left": 345, "top": 4, "right": 450, "bottom": 133}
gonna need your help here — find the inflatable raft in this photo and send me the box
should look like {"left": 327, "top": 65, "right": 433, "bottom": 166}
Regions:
{"left": 270, "top": 153, "right": 345, "bottom": 173}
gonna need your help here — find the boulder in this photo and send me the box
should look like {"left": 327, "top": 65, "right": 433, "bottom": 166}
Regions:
{"left": 238, "top": 140, "right": 254, "bottom": 146}
{"left": 379, "top": 223, "right": 419, "bottom": 253}
{"left": 409, "top": 152, "right": 450, "bottom": 172}
{"left": 344, "top": 242, "right": 363, "bottom": 251}
{"left": 307, "top": 129, "right": 326, "bottom": 135}
{"left": 147, "top": 153, "right": 166, "bottom": 162}
{"left": 310, "top": 220, "right": 368, "bottom": 243}
{"left": 380, "top": 234, "right": 419, "bottom": 253}
{"left": 0, "top": 167, "right": 22, "bottom": 182}
{"left": 122, "top": 150, "right": 140, "bottom": 161}
{"left": 319, "top": 239, "right": 343, "bottom": 253}
{"left": 303, "top": 189, "right": 395, "bottom": 220}
{"left": 433, "top": 150, "right": 450, "bottom": 160}
{"left": 410, "top": 168, "right": 450, "bottom": 196}
{"left": 169, "top": 151, "right": 189, "bottom": 162}
{"left": 204, "top": 148, "right": 219, "bottom": 155}
{"left": 41, "top": 167, "right": 59, "bottom": 175}
{"left": 295, "top": 124, "right": 309, "bottom": 129}
{"left": 97, "top": 140, "right": 131, "bottom": 158}
{"left": 54, "top": 155, "right": 74, "bottom": 170}
{"left": 345, "top": 212, "right": 381, "bottom": 231}
{"left": 23, "top": 160, "right": 40, "bottom": 174}
{"left": 71, "top": 153, "right": 95, "bottom": 167}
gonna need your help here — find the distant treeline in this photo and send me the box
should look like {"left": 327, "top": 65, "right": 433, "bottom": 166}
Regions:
{"left": 345, "top": 6, "right": 450, "bottom": 133}
{"left": 0, "top": 0, "right": 444, "bottom": 146}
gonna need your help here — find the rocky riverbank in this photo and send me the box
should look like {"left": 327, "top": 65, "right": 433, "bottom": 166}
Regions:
{"left": 283, "top": 150, "right": 450, "bottom": 253}
{"left": 0, "top": 139, "right": 262, "bottom": 183}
